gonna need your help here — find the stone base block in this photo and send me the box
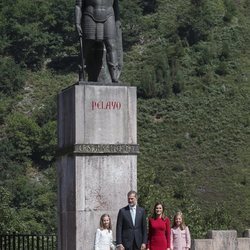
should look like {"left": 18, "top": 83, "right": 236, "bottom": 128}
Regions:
{"left": 57, "top": 154, "right": 137, "bottom": 250}
{"left": 191, "top": 239, "right": 213, "bottom": 250}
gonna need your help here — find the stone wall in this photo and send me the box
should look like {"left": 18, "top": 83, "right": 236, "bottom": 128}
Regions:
{"left": 192, "top": 229, "right": 250, "bottom": 250}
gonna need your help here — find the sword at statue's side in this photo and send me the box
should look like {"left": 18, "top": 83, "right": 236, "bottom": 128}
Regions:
{"left": 79, "top": 36, "right": 85, "bottom": 81}
{"left": 75, "top": 0, "right": 85, "bottom": 81}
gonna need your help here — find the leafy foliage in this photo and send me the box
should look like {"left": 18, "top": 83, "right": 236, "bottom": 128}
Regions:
{"left": 0, "top": 57, "right": 25, "bottom": 96}
{"left": 137, "top": 87, "right": 250, "bottom": 237}
{"left": 0, "top": 0, "right": 76, "bottom": 69}
{"left": 5, "top": 113, "right": 40, "bottom": 162}
{"left": 0, "top": 0, "right": 250, "bottom": 238}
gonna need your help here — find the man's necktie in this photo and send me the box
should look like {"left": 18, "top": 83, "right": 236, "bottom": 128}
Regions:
{"left": 131, "top": 207, "right": 136, "bottom": 226}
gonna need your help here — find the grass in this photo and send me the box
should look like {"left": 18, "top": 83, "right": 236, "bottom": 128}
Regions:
{"left": 137, "top": 75, "right": 250, "bottom": 235}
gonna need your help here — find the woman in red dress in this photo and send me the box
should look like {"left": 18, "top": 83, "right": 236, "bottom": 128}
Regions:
{"left": 147, "top": 202, "right": 171, "bottom": 250}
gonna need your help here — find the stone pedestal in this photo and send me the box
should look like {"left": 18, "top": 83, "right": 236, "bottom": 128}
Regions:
{"left": 57, "top": 83, "right": 138, "bottom": 250}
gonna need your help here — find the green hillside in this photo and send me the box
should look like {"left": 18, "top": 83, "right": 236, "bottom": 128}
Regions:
{"left": 0, "top": 0, "right": 250, "bottom": 238}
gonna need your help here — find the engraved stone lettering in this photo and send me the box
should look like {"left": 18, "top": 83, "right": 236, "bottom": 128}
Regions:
{"left": 91, "top": 101, "right": 122, "bottom": 110}
{"left": 73, "top": 144, "right": 139, "bottom": 154}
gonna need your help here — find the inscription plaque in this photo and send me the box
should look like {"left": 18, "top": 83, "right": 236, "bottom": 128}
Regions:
{"left": 57, "top": 144, "right": 139, "bottom": 156}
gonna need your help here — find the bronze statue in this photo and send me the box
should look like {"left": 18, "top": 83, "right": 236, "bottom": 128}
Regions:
{"left": 75, "top": 0, "right": 123, "bottom": 83}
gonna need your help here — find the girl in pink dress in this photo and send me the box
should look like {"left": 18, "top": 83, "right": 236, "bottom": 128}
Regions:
{"left": 170, "top": 212, "right": 191, "bottom": 250}
{"left": 147, "top": 202, "right": 171, "bottom": 250}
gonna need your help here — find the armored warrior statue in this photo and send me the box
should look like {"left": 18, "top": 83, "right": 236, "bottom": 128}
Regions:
{"left": 75, "top": 0, "right": 123, "bottom": 83}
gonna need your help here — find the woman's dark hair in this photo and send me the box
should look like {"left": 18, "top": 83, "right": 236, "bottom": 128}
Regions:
{"left": 152, "top": 202, "right": 166, "bottom": 220}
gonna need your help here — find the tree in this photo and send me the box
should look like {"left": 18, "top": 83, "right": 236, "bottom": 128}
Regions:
{"left": 0, "top": 0, "right": 76, "bottom": 69}
{"left": 120, "top": 0, "right": 143, "bottom": 50}
{"left": 0, "top": 187, "right": 20, "bottom": 233}
{"left": 0, "top": 57, "right": 25, "bottom": 96}
{"left": 5, "top": 113, "right": 40, "bottom": 162}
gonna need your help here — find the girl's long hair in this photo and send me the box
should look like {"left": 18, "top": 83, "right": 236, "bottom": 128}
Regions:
{"left": 172, "top": 211, "right": 186, "bottom": 230}
{"left": 100, "top": 214, "right": 112, "bottom": 232}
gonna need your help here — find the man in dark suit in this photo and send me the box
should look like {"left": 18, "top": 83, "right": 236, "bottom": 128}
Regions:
{"left": 116, "top": 190, "right": 147, "bottom": 250}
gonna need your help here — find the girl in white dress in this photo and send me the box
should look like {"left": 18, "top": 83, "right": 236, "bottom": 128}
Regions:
{"left": 94, "top": 214, "right": 115, "bottom": 250}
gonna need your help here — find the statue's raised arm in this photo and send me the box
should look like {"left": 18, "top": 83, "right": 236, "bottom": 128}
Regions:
{"left": 75, "top": 0, "right": 123, "bottom": 83}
